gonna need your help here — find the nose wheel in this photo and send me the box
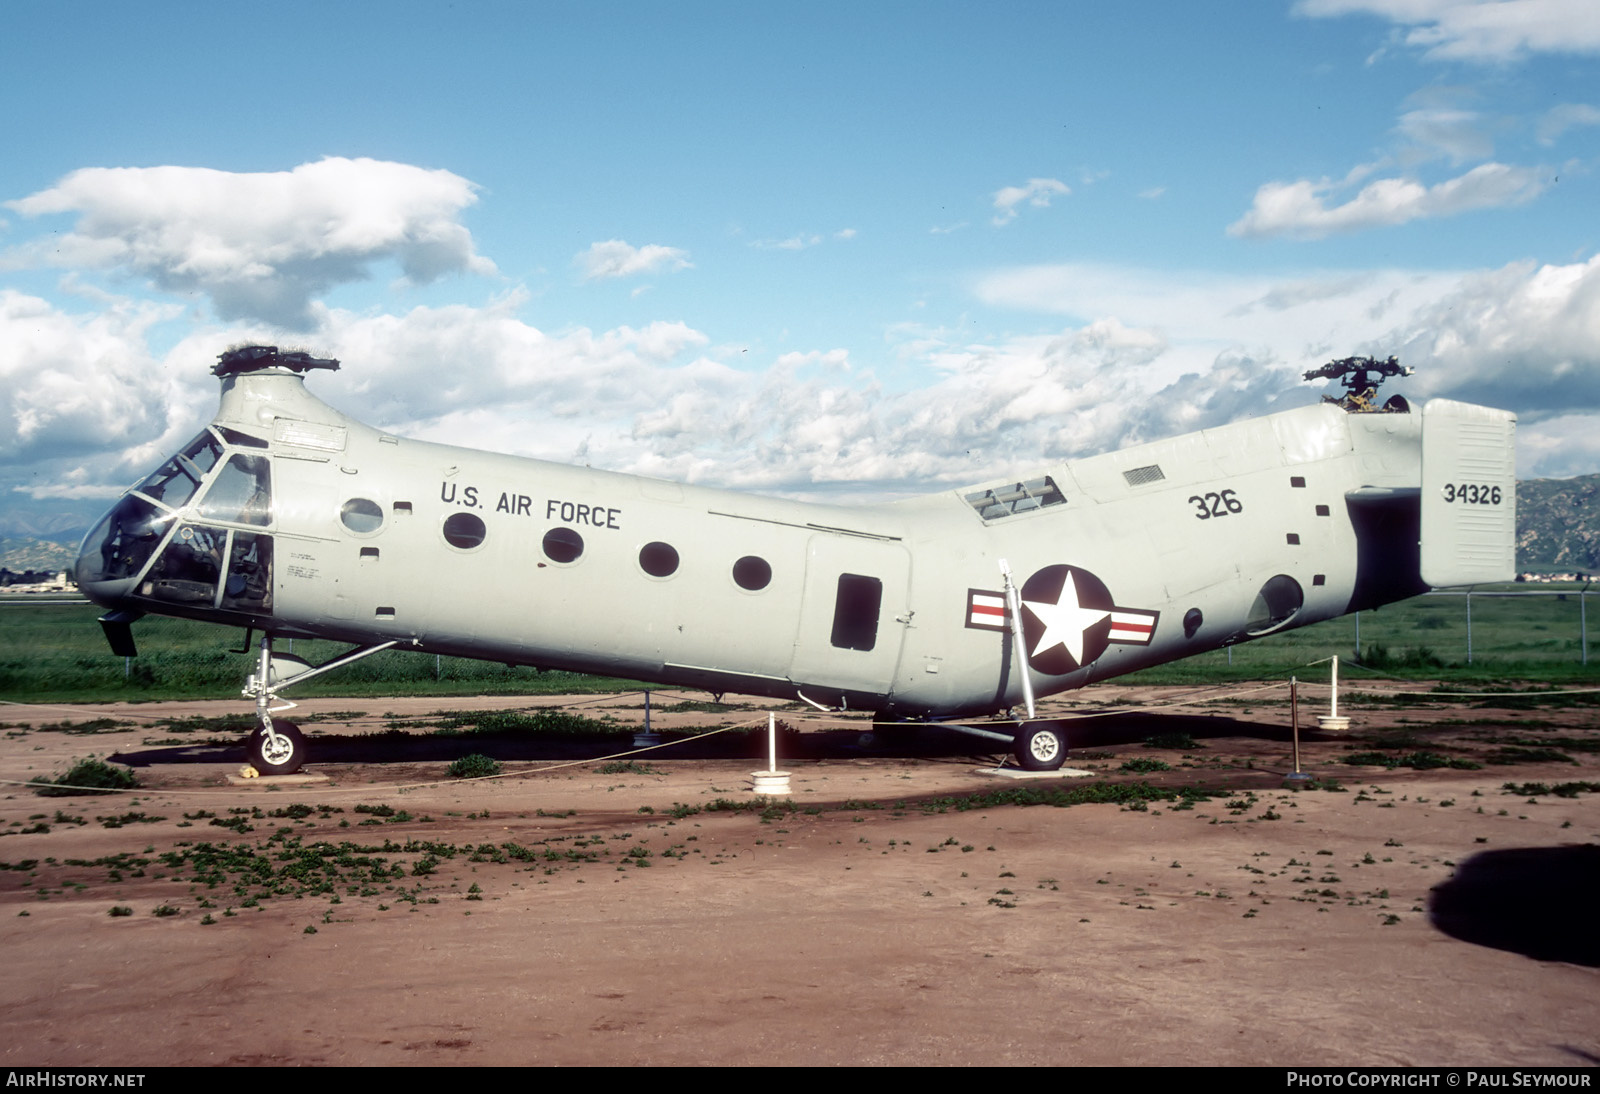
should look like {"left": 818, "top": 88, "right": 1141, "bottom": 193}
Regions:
{"left": 248, "top": 718, "right": 306, "bottom": 776}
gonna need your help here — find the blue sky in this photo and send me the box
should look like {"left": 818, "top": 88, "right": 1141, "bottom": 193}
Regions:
{"left": 3, "top": 0, "right": 1599, "bottom": 534}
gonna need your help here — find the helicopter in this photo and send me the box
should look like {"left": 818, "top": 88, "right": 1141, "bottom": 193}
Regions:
{"left": 74, "top": 347, "right": 1516, "bottom": 774}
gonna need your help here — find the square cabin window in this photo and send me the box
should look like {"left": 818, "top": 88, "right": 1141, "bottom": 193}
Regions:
{"left": 830, "top": 573, "right": 882, "bottom": 651}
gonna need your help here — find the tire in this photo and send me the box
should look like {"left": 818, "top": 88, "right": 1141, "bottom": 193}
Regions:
{"left": 1013, "top": 722, "right": 1067, "bottom": 771}
{"left": 248, "top": 718, "right": 306, "bottom": 776}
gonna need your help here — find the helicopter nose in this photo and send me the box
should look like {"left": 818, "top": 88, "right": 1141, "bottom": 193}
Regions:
{"left": 74, "top": 549, "right": 129, "bottom": 608}
{"left": 75, "top": 522, "right": 133, "bottom": 609}
{"left": 74, "top": 495, "right": 165, "bottom": 609}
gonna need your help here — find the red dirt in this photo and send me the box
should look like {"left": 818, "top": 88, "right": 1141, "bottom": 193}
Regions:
{"left": 0, "top": 686, "right": 1595, "bottom": 1066}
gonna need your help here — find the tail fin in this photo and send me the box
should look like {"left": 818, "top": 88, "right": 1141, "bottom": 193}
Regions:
{"left": 1420, "top": 399, "right": 1517, "bottom": 587}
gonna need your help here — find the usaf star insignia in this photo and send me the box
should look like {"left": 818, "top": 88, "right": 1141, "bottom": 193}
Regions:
{"left": 1018, "top": 564, "right": 1159, "bottom": 675}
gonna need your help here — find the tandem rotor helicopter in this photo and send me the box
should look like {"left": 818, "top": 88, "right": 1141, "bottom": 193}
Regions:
{"left": 75, "top": 346, "right": 1516, "bottom": 774}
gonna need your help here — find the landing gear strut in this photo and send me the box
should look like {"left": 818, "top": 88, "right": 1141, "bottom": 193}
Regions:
{"left": 241, "top": 634, "right": 399, "bottom": 775}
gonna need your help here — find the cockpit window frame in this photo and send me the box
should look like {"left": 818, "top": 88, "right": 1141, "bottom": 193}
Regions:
{"left": 82, "top": 427, "right": 281, "bottom": 615}
{"left": 130, "top": 430, "right": 225, "bottom": 513}
{"left": 193, "top": 453, "right": 274, "bottom": 528}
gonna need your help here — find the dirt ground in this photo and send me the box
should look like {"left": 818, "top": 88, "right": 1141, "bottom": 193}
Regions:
{"left": 0, "top": 683, "right": 1595, "bottom": 1067}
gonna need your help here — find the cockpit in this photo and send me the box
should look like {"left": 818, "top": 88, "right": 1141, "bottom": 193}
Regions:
{"left": 76, "top": 425, "right": 276, "bottom": 620}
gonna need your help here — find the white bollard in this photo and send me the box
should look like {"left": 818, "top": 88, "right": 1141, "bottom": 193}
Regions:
{"left": 751, "top": 711, "right": 791, "bottom": 795}
{"left": 1318, "top": 655, "right": 1351, "bottom": 732}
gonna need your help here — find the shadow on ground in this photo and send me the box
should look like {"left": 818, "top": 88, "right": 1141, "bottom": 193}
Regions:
{"left": 105, "top": 710, "right": 1301, "bottom": 770}
{"left": 1429, "top": 845, "right": 1600, "bottom": 967}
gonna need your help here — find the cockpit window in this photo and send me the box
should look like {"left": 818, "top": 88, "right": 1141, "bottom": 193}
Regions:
{"left": 219, "top": 533, "right": 273, "bottom": 612}
{"left": 77, "top": 495, "right": 173, "bottom": 584}
{"left": 133, "top": 431, "right": 223, "bottom": 510}
{"left": 195, "top": 454, "right": 273, "bottom": 526}
{"left": 140, "top": 524, "right": 226, "bottom": 606}
{"left": 135, "top": 525, "right": 274, "bottom": 615}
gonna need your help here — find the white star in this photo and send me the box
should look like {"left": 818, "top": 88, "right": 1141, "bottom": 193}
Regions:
{"left": 1024, "top": 570, "right": 1109, "bottom": 666}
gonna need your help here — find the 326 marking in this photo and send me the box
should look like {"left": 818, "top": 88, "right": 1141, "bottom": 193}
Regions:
{"left": 1189, "top": 489, "right": 1243, "bottom": 520}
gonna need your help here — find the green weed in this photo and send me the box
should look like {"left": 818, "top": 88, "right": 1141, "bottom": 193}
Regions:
{"left": 30, "top": 757, "right": 138, "bottom": 796}
{"left": 446, "top": 754, "right": 501, "bottom": 779}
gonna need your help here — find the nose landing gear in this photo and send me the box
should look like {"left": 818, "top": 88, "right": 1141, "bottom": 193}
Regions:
{"left": 241, "top": 634, "right": 400, "bottom": 776}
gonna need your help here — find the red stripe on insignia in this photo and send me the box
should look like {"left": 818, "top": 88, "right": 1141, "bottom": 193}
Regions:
{"left": 1109, "top": 610, "right": 1157, "bottom": 644}
{"left": 967, "top": 591, "right": 1008, "bottom": 630}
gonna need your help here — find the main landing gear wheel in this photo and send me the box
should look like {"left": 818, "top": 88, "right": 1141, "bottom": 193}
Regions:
{"left": 248, "top": 718, "right": 306, "bottom": 776}
{"left": 1013, "top": 722, "right": 1067, "bottom": 771}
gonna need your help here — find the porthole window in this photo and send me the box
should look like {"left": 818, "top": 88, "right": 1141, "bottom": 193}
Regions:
{"left": 340, "top": 498, "right": 384, "bottom": 534}
{"left": 542, "top": 526, "right": 584, "bottom": 564}
{"left": 639, "top": 541, "right": 679, "bottom": 578}
{"left": 732, "top": 555, "right": 772, "bottom": 591}
{"left": 442, "top": 512, "right": 486, "bottom": 550}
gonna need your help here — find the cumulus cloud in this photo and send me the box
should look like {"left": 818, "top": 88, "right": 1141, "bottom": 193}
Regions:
{"left": 991, "top": 178, "right": 1070, "bottom": 226}
{"left": 313, "top": 297, "right": 714, "bottom": 435}
{"left": 575, "top": 239, "right": 691, "bottom": 280}
{"left": 13, "top": 249, "right": 1600, "bottom": 511}
{"left": 4, "top": 158, "right": 496, "bottom": 329}
{"left": 0, "top": 290, "right": 176, "bottom": 468}
{"left": 1516, "top": 413, "right": 1600, "bottom": 479}
{"left": 971, "top": 253, "right": 1600, "bottom": 477}
{"left": 1297, "top": 0, "right": 1600, "bottom": 62}
{"left": 1386, "top": 253, "right": 1600, "bottom": 415}
{"left": 321, "top": 253, "right": 1600, "bottom": 486}
{"left": 1228, "top": 162, "right": 1547, "bottom": 239}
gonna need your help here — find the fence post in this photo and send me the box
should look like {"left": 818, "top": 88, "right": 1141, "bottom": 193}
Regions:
{"left": 1582, "top": 581, "right": 1590, "bottom": 666}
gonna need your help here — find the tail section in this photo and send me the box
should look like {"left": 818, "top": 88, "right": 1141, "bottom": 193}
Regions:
{"left": 1419, "top": 399, "right": 1517, "bottom": 587}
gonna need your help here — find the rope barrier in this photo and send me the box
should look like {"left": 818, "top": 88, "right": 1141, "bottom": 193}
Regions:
{"left": 5, "top": 669, "right": 1593, "bottom": 798}
{"left": 0, "top": 716, "right": 770, "bottom": 798}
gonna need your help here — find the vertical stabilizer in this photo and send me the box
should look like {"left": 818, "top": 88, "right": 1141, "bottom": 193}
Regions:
{"left": 1420, "top": 399, "right": 1516, "bottom": 586}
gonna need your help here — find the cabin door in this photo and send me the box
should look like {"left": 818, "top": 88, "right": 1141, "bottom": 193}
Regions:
{"left": 788, "top": 534, "right": 911, "bottom": 702}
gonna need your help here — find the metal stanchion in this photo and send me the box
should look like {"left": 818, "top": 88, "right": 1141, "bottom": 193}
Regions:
{"left": 1285, "top": 675, "right": 1312, "bottom": 787}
